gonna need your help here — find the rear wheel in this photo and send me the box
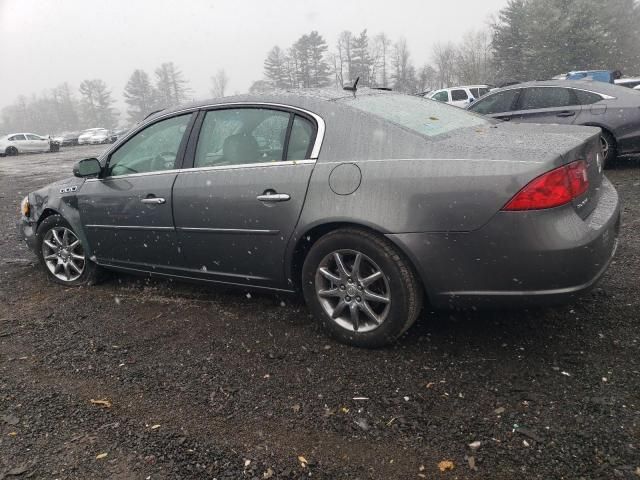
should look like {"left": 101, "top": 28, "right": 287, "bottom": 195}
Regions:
{"left": 302, "top": 228, "right": 423, "bottom": 348}
{"left": 36, "top": 215, "right": 102, "bottom": 286}
{"left": 600, "top": 131, "right": 617, "bottom": 168}
{"left": 6, "top": 146, "right": 18, "bottom": 156}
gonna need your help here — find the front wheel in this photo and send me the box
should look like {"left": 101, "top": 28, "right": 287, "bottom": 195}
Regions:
{"left": 302, "top": 228, "right": 423, "bottom": 348}
{"left": 36, "top": 215, "right": 102, "bottom": 286}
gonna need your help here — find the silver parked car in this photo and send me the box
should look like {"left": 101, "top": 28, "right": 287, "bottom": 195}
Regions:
{"left": 17, "top": 89, "right": 620, "bottom": 347}
{"left": 467, "top": 80, "right": 640, "bottom": 166}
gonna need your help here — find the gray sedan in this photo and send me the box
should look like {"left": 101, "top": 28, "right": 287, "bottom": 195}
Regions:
{"left": 467, "top": 80, "right": 640, "bottom": 166}
{"left": 17, "top": 89, "right": 620, "bottom": 347}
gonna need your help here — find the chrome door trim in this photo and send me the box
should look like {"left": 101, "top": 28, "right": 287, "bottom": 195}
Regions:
{"left": 176, "top": 227, "right": 280, "bottom": 235}
{"left": 86, "top": 160, "right": 316, "bottom": 182}
{"left": 86, "top": 225, "right": 175, "bottom": 231}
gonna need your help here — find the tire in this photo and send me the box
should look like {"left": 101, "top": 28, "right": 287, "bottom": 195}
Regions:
{"left": 600, "top": 130, "right": 617, "bottom": 168}
{"left": 302, "top": 228, "right": 423, "bottom": 348}
{"left": 6, "top": 146, "right": 18, "bottom": 156}
{"left": 36, "top": 215, "right": 102, "bottom": 286}
{"left": 49, "top": 143, "right": 60, "bottom": 152}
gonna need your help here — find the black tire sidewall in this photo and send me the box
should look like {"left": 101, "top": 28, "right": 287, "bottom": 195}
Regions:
{"left": 302, "top": 230, "right": 418, "bottom": 348}
{"left": 36, "top": 215, "right": 97, "bottom": 286}
{"left": 601, "top": 131, "right": 616, "bottom": 167}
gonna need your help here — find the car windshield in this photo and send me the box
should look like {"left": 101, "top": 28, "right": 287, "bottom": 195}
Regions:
{"left": 342, "top": 93, "right": 490, "bottom": 137}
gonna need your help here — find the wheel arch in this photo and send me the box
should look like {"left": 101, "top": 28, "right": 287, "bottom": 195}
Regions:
{"left": 287, "top": 220, "right": 431, "bottom": 304}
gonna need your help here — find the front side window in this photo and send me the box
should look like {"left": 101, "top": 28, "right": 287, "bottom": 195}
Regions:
{"left": 478, "top": 87, "right": 490, "bottom": 97}
{"left": 451, "top": 89, "right": 468, "bottom": 101}
{"left": 469, "top": 88, "right": 480, "bottom": 98}
{"left": 469, "top": 89, "right": 521, "bottom": 115}
{"left": 107, "top": 114, "right": 192, "bottom": 177}
{"left": 26, "top": 134, "right": 42, "bottom": 140}
{"left": 195, "top": 108, "right": 290, "bottom": 168}
{"left": 519, "top": 87, "right": 576, "bottom": 110}
{"left": 432, "top": 91, "right": 449, "bottom": 102}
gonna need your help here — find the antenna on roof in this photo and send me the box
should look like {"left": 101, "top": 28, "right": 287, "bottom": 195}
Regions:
{"left": 343, "top": 76, "right": 360, "bottom": 97}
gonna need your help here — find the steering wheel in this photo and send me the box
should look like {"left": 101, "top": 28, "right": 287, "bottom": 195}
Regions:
{"left": 150, "top": 152, "right": 177, "bottom": 171}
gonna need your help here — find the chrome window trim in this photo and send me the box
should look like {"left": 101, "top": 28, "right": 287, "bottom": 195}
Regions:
{"left": 489, "top": 84, "right": 615, "bottom": 100}
{"left": 99, "top": 102, "right": 326, "bottom": 163}
{"left": 85, "top": 159, "right": 316, "bottom": 182}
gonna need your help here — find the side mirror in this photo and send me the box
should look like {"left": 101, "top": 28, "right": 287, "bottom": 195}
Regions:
{"left": 73, "top": 158, "right": 102, "bottom": 177}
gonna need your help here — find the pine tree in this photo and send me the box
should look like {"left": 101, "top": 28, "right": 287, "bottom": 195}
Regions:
{"left": 78, "top": 79, "right": 117, "bottom": 128}
{"left": 155, "top": 62, "right": 191, "bottom": 106}
{"left": 350, "top": 29, "right": 373, "bottom": 86}
{"left": 123, "top": 69, "right": 157, "bottom": 123}
{"left": 264, "top": 46, "right": 290, "bottom": 88}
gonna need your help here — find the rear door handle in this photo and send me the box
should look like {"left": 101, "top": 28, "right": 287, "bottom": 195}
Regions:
{"left": 256, "top": 193, "right": 290, "bottom": 202}
{"left": 141, "top": 197, "right": 166, "bottom": 204}
{"left": 557, "top": 111, "right": 576, "bottom": 117}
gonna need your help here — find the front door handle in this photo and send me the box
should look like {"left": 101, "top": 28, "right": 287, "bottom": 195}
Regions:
{"left": 141, "top": 197, "right": 166, "bottom": 204}
{"left": 256, "top": 193, "right": 290, "bottom": 202}
{"left": 557, "top": 111, "right": 576, "bottom": 117}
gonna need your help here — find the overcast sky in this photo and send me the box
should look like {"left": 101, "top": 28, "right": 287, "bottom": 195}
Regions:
{"left": 0, "top": 0, "right": 507, "bottom": 112}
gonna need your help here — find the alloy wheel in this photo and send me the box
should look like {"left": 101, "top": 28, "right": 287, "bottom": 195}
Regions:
{"left": 41, "top": 227, "right": 85, "bottom": 282}
{"left": 600, "top": 135, "right": 609, "bottom": 160}
{"left": 315, "top": 249, "right": 391, "bottom": 333}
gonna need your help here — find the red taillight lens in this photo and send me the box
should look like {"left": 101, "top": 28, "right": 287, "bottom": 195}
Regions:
{"left": 502, "top": 160, "right": 589, "bottom": 211}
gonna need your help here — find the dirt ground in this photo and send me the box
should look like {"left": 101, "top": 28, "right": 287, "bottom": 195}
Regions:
{"left": 1, "top": 146, "right": 639, "bottom": 479}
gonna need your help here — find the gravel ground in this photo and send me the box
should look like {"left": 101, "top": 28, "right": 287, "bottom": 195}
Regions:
{"left": 1, "top": 147, "right": 639, "bottom": 479}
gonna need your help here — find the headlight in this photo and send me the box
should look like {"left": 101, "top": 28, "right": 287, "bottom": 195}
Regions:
{"left": 20, "top": 196, "right": 30, "bottom": 217}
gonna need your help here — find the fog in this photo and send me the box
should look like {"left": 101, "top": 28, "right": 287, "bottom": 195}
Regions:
{"left": 0, "top": 0, "right": 506, "bottom": 110}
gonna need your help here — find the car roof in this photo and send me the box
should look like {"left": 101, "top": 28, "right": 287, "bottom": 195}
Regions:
{"left": 495, "top": 79, "right": 638, "bottom": 96}
{"left": 151, "top": 87, "right": 397, "bottom": 119}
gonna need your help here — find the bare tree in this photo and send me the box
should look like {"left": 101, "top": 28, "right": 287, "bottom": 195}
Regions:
{"left": 373, "top": 33, "right": 392, "bottom": 87}
{"left": 391, "top": 38, "right": 416, "bottom": 93}
{"left": 210, "top": 69, "right": 229, "bottom": 97}
{"left": 432, "top": 42, "right": 457, "bottom": 88}
{"left": 455, "top": 30, "right": 494, "bottom": 85}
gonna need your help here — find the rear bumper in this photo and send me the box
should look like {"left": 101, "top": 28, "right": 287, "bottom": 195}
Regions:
{"left": 388, "top": 176, "right": 621, "bottom": 308}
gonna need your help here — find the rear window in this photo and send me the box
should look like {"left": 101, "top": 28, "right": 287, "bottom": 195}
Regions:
{"left": 342, "top": 94, "right": 489, "bottom": 138}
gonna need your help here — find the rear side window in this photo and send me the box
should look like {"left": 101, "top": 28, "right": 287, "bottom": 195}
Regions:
{"left": 432, "top": 91, "right": 449, "bottom": 102}
{"left": 9, "top": 134, "right": 26, "bottom": 141}
{"left": 343, "top": 94, "right": 490, "bottom": 138}
{"left": 519, "top": 87, "right": 577, "bottom": 110}
{"left": 469, "top": 89, "right": 520, "bottom": 115}
{"left": 286, "top": 115, "right": 314, "bottom": 160}
{"left": 195, "top": 108, "right": 290, "bottom": 167}
{"left": 451, "top": 89, "right": 468, "bottom": 101}
{"left": 574, "top": 90, "right": 603, "bottom": 105}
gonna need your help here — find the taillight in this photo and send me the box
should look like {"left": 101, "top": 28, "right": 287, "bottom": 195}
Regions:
{"left": 503, "top": 160, "right": 589, "bottom": 211}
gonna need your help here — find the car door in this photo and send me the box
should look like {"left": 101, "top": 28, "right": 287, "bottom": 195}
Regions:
{"left": 509, "top": 87, "right": 582, "bottom": 124}
{"left": 450, "top": 89, "right": 470, "bottom": 107}
{"left": 77, "top": 113, "right": 195, "bottom": 271}
{"left": 172, "top": 106, "right": 319, "bottom": 289}
{"left": 9, "top": 134, "right": 28, "bottom": 152}
{"left": 26, "top": 134, "right": 49, "bottom": 152}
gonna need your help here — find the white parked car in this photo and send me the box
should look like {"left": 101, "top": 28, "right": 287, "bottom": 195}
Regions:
{"left": 77, "top": 128, "right": 105, "bottom": 145}
{"left": 88, "top": 128, "right": 110, "bottom": 144}
{"left": 0, "top": 133, "right": 52, "bottom": 156}
{"left": 426, "top": 85, "right": 492, "bottom": 107}
{"left": 615, "top": 77, "right": 640, "bottom": 89}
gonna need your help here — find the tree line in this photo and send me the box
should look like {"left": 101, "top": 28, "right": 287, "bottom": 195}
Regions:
{"left": 2, "top": 0, "right": 638, "bottom": 134}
